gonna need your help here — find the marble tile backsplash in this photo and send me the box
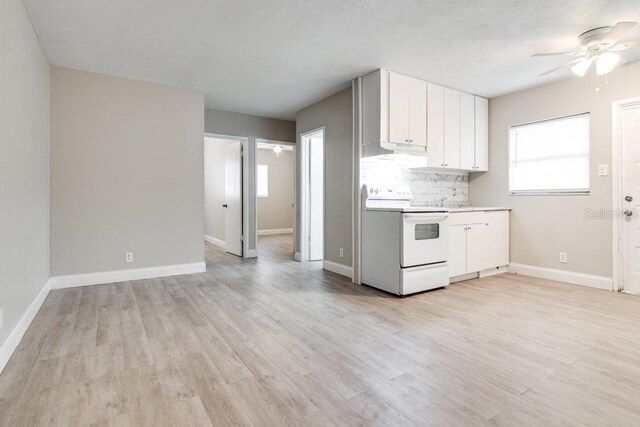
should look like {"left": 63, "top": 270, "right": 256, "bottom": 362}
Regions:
{"left": 361, "top": 156, "right": 469, "bottom": 208}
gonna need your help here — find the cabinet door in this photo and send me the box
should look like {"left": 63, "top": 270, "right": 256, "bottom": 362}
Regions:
{"left": 474, "top": 96, "right": 489, "bottom": 171}
{"left": 460, "top": 92, "right": 476, "bottom": 170}
{"left": 483, "top": 211, "right": 509, "bottom": 269}
{"left": 448, "top": 225, "right": 467, "bottom": 277}
{"left": 466, "top": 222, "right": 487, "bottom": 273}
{"left": 388, "top": 72, "right": 410, "bottom": 145}
{"left": 427, "top": 83, "right": 445, "bottom": 166}
{"left": 444, "top": 88, "right": 461, "bottom": 169}
{"left": 408, "top": 77, "right": 427, "bottom": 147}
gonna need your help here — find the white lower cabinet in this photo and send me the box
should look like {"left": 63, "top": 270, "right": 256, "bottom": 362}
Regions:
{"left": 448, "top": 211, "right": 509, "bottom": 278}
{"left": 449, "top": 224, "right": 468, "bottom": 277}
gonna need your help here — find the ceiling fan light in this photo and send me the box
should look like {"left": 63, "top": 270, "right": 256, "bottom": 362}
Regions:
{"left": 596, "top": 52, "right": 620, "bottom": 75}
{"left": 571, "top": 59, "right": 592, "bottom": 76}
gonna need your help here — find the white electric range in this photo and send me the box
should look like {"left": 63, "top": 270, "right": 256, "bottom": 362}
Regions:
{"left": 361, "top": 185, "right": 449, "bottom": 296}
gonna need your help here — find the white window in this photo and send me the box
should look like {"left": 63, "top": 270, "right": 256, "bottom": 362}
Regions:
{"left": 509, "top": 113, "right": 590, "bottom": 194}
{"left": 257, "top": 164, "right": 268, "bottom": 197}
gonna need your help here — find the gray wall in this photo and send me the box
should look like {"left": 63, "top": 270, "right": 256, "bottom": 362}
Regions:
{"left": 204, "top": 138, "right": 235, "bottom": 242}
{"left": 51, "top": 66, "right": 204, "bottom": 275}
{"left": 470, "top": 61, "right": 640, "bottom": 278}
{"left": 204, "top": 108, "right": 295, "bottom": 252}
{"left": 296, "top": 88, "right": 353, "bottom": 266}
{"left": 0, "top": 0, "right": 50, "bottom": 346}
{"left": 205, "top": 109, "right": 296, "bottom": 143}
{"left": 257, "top": 148, "right": 294, "bottom": 231}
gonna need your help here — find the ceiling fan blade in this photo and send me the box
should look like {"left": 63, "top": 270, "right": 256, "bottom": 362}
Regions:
{"left": 600, "top": 22, "right": 638, "bottom": 45}
{"left": 610, "top": 39, "right": 640, "bottom": 51}
{"left": 531, "top": 51, "right": 585, "bottom": 57}
{"left": 537, "top": 58, "right": 585, "bottom": 77}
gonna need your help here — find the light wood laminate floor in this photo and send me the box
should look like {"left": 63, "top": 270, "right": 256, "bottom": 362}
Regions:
{"left": 1, "top": 234, "right": 640, "bottom": 426}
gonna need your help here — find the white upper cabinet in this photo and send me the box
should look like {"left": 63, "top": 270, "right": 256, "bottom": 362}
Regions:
{"left": 388, "top": 71, "right": 427, "bottom": 148}
{"left": 388, "top": 71, "right": 411, "bottom": 145}
{"left": 361, "top": 70, "right": 427, "bottom": 155}
{"left": 407, "top": 77, "right": 427, "bottom": 148}
{"left": 460, "top": 93, "right": 476, "bottom": 170}
{"left": 474, "top": 96, "right": 489, "bottom": 171}
{"left": 360, "top": 69, "right": 488, "bottom": 170}
{"left": 427, "top": 83, "right": 445, "bottom": 165}
{"left": 443, "top": 88, "right": 461, "bottom": 169}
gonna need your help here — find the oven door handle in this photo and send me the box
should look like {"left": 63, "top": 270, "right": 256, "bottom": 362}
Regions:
{"left": 403, "top": 213, "right": 449, "bottom": 222}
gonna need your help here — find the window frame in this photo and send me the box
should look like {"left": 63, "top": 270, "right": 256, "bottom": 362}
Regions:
{"left": 257, "top": 164, "right": 269, "bottom": 198}
{"left": 508, "top": 112, "right": 591, "bottom": 196}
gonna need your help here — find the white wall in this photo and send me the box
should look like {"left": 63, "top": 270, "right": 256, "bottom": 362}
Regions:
{"left": 470, "top": 61, "right": 640, "bottom": 278}
{"left": 204, "top": 138, "right": 235, "bottom": 242}
{"left": 0, "top": 0, "right": 50, "bottom": 347}
{"left": 257, "top": 148, "right": 294, "bottom": 231}
{"left": 50, "top": 66, "right": 205, "bottom": 275}
{"left": 296, "top": 88, "right": 353, "bottom": 266}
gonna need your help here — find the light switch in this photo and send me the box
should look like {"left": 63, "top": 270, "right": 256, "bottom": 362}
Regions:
{"left": 598, "top": 164, "right": 608, "bottom": 177}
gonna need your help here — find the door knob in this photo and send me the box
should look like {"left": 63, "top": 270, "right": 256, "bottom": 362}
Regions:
{"left": 625, "top": 195, "right": 633, "bottom": 202}
{"left": 223, "top": 204, "right": 228, "bottom": 208}
{"left": 624, "top": 209, "right": 633, "bottom": 217}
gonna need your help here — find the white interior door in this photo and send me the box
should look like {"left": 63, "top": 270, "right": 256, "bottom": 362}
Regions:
{"left": 622, "top": 105, "right": 640, "bottom": 294}
{"left": 224, "top": 141, "right": 243, "bottom": 256}
{"left": 308, "top": 134, "right": 324, "bottom": 261}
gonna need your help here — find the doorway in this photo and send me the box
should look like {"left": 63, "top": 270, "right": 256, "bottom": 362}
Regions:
{"left": 204, "top": 135, "right": 247, "bottom": 257}
{"left": 615, "top": 98, "right": 640, "bottom": 295}
{"left": 300, "top": 128, "right": 325, "bottom": 262}
{"left": 255, "top": 139, "right": 296, "bottom": 260}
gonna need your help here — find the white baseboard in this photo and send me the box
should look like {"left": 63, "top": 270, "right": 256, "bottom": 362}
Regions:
{"left": 323, "top": 260, "right": 353, "bottom": 279}
{"left": 257, "top": 228, "right": 293, "bottom": 236}
{"left": 508, "top": 263, "right": 613, "bottom": 291}
{"left": 50, "top": 262, "right": 206, "bottom": 289}
{"left": 294, "top": 252, "right": 302, "bottom": 262}
{"left": 204, "top": 235, "right": 225, "bottom": 248}
{"left": 0, "top": 278, "right": 51, "bottom": 375}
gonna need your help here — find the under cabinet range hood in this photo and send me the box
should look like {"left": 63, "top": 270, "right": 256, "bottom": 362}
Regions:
{"left": 358, "top": 69, "right": 429, "bottom": 158}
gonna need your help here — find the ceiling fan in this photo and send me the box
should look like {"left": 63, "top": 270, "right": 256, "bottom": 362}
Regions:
{"left": 533, "top": 22, "right": 640, "bottom": 77}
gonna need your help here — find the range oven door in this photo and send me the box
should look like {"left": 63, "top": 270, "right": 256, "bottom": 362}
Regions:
{"left": 401, "top": 213, "right": 449, "bottom": 268}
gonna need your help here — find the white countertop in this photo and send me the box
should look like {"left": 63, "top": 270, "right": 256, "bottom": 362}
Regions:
{"left": 448, "top": 207, "right": 511, "bottom": 212}
{"left": 364, "top": 206, "right": 510, "bottom": 213}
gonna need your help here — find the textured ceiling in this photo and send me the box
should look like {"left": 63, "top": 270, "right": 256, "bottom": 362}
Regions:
{"left": 23, "top": 0, "right": 640, "bottom": 120}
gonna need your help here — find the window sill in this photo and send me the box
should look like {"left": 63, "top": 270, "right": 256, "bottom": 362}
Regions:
{"left": 509, "top": 191, "right": 590, "bottom": 196}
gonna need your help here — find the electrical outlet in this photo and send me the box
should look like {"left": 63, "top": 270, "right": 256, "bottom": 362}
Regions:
{"left": 125, "top": 252, "right": 133, "bottom": 263}
{"left": 339, "top": 248, "right": 344, "bottom": 257}
{"left": 559, "top": 252, "right": 567, "bottom": 263}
